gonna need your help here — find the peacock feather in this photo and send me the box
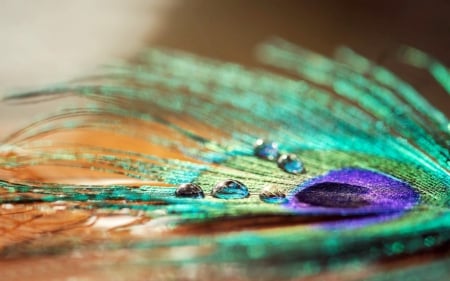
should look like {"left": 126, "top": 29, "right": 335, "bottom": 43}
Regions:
{"left": 0, "top": 38, "right": 448, "bottom": 280}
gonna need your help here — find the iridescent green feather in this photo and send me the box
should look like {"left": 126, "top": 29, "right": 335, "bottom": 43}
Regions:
{"left": 0, "top": 39, "right": 449, "bottom": 280}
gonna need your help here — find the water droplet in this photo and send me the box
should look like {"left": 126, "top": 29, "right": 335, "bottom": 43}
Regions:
{"left": 254, "top": 139, "right": 279, "bottom": 161}
{"left": 277, "top": 154, "right": 304, "bottom": 174}
{"left": 295, "top": 182, "right": 370, "bottom": 208}
{"left": 286, "top": 168, "right": 420, "bottom": 216}
{"left": 175, "top": 183, "right": 205, "bottom": 198}
{"left": 259, "top": 185, "right": 287, "bottom": 204}
{"left": 211, "top": 179, "right": 249, "bottom": 199}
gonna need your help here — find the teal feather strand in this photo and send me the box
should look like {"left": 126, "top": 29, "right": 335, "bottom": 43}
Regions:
{"left": 0, "top": 39, "right": 449, "bottom": 280}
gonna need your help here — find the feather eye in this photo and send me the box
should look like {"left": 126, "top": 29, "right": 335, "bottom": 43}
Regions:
{"left": 0, "top": 40, "right": 449, "bottom": 280}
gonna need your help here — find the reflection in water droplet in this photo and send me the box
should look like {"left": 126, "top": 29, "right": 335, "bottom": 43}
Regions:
{"left": 277, "top": 154, "right": 304, "bottom": 174}
{"left": 259, "top": 185, "right": 287, "bottom": 204}
{"left": 211, "top": 179, "right": 249, "bottom": 199}
{"left": 254, "top": 139, "right": 279, "bottom": 161}
{"left": 175, "top": 183, "right": 205, "bottom": 199}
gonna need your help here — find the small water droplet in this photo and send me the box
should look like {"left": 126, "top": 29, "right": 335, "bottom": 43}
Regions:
{"left": 259, "top": 185, "right": 287, "bottom": 204}
{"left": 211, "top": 179, "right": 249, "bottom": 199}
{"left": 175, "top": 183, "right": 205, "bottom": 198}
{"left": 277, "top": 154, "right": 304, "bottom": 174}
{"left": 254, "top": 139, "right": 279, "bottom": 161}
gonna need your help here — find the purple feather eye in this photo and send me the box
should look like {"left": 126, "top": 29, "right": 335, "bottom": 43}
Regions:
{"left": 285, "top": 168, "right": 420, "bottom": 216}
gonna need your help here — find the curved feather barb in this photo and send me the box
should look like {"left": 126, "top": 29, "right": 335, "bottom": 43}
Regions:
{"left": 0, "top": 39, "right": 449, "bottom": 280}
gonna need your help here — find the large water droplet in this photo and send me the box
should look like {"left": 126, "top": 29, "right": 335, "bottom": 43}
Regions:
{"left": 211, "top": 179, "right": 249, "bottom": 199}
{"left": 277, "top": 154, "right": 304, "bottom": 174}
{"left": 259, "top": 185, "right": 287, "bottom": 204}
{"left": 175, "top": 183, "right": 205, "bottom": 198}
{"left": 295, "top": 182, "right": 370, "bottom": 208}
{"left": 286, "top": 168, "right": 420, "bottom": 216}
{"left": 254, "top": 139, "right": 279, "bottom": 161}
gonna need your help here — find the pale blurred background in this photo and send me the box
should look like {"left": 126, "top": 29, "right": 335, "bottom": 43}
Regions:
{"left": 0, "top": 0, "right": 176, "bottom": 93}
{"left": 0, "top": 0, "right": 177, "bottom": 137}
{"left": 0, "top": 0, "right": 449, "bottom": 123}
